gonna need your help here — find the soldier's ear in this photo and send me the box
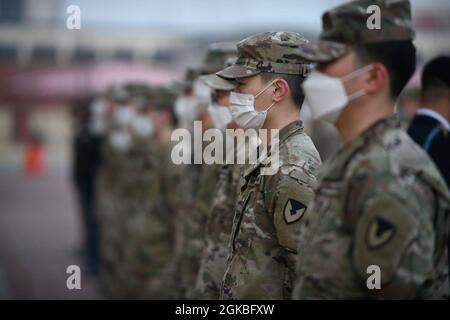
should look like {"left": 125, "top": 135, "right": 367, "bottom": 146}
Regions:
{"left": 366, "top": 63, "right": 388, "bottom": 95}
{"left": 273, "top": 78, "right": 289, "bottom": 102}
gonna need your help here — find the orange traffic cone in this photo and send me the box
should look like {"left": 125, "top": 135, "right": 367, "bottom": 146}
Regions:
{"left": 24, "top": 140, "right": 45, "bottom": 176}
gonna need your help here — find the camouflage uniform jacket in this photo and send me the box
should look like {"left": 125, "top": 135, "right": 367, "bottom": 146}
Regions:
{"left": 220, "top": 120, "right": 321, "bottom": 299}
{"left": 293, "top": 116, "right": 450, "bottom": 299}
{"left": 194, "top": 162, "right": 242, "bottom": 299}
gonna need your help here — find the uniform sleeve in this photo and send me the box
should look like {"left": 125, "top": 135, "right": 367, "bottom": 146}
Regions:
{"left": 349, "top": 174, "right": 432, "bottom": 298}
{"left": 264, "top": 165, "right": 316, "bottom": 251}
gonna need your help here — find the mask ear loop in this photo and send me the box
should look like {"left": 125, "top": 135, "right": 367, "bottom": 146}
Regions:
{"left": 255, "top": 79, "right": 279, "bottom": 112}
{"left": 341, "top": 64, "right": 374, "bottom": 101}
{"left": 255, "top": 79, "right": 279, "bottom": 99}
{"left": 263, "top": 101, "right": 277, "bottom": 113}
{"left": 341, "top": 63, "right": 374, "bottom": 82}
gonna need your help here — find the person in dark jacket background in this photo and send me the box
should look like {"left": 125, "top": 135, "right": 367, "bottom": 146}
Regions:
{"left": 408, "top": 56, "right": 450, "bottom": 189}
{"left": 72, "top": 97, "right": 105, "bottom": 275}
{"left": 408, "top": 56, "right": 450, "bottom": 288}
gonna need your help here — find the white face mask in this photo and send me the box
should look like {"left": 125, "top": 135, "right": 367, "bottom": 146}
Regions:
{"left": 174, "top": 96, "right": 199, "bottom": 125}
{"left": 207, "top": 103, "right": 232, "bottom": 130}
{"left": 229, "top": 80, "right": 277, "bottom": 129}
{"left": 131, "top": 115, "right": 155, "bottom": 138}
{"left": 89, "top": 98, "right": 106, "bottom": 134}
{"left": 114, "top": 105, "right": 135, "bottom": 127}
{"left": 302, "top": 64, "right": 373, "bottom": 123}
{"left": 193, "top": 80, "right": 212, "bottom": 105}
{"left": 109, "top": 129, "right": 131, "bottom": 152}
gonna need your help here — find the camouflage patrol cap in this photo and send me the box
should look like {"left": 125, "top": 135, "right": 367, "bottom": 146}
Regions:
{"left": 172, "top": 67, "right": 201, "bottom": 92}
{"left": 200, "top": 57, "right": 237, "bottom": 90}
{"left": 199, "top": 74, "right": 236, "bottom": 90}
{"left": 202, "top": 42, "right": 237, "bottom": 74}
{"left": 298, "top": 0, "right": 415, "bottom": 63}
{"left": 216, "top": 32, "right": 312, "bottom": 80}
{"left": 132, "top": 95, "right": 151, "bottom": 110}
{"left": 105, "top": 84, "right": 130, "bottom": 103}
{"left": 125, "top": 82, "right": 151, "bottom": 98}
{"left": 152, "top": 86, "right": 177, "bottom": 111}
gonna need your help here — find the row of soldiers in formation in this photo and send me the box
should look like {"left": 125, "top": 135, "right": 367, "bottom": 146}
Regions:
{"left": 78, "top": 0, "right": 449, "bottom": 299}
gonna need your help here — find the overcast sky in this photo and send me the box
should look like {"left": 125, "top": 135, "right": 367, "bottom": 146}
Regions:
{"left": 60, "top": 0, "right": 450, "bottom": 35}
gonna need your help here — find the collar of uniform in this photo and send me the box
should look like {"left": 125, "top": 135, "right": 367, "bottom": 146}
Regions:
{"left": 361, "top": 115, "right": 401, "bottom": 140}
{"left": 343, "top": 115, "right": 400, "bottom": 155}
{"left": 242, "top": 120, "right": 304, "bottom": 178}
{"left": 318, "top": 115, "right": 400, "bottom": 181}
{"left": 416, "top": 108, "right": 450, "bottom": 131}
{"left": 277, "top": 120, "right": 304, "bottom": 145}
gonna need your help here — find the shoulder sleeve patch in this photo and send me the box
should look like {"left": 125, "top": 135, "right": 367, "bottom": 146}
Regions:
{"left": 353, "top": 193, "right": 419, "bottom": 283}
{"left": 365, "top": 217, "right": 396, "bottom": 250}
{"left": 270, "top": 172, "right": 315, "bottom": 251}
{"left": 283, "top": 198, "right": 307, "bottom": 224}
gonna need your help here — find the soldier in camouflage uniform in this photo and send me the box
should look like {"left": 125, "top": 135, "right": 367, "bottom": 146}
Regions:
{"left": 177, "top": 43, "right": 237, "bottom": 299}
{"left": 119, "top": 87, "right": 176, "bottom": 299}
{"left": 293, "top": 0, "right": 450, "bottom": 299}
{"left": 215, "top": 32, "right": 322, "bottom": 299}
{"left": 189, "top": 60, "right": 240, "bottom": 299}
{"left": 96, "top": 84, "right": 175, "bottom": 299}
{"left": 96, "top": 84, "right": 134, "bottom": 298}
{"left": 142, "top": 87, "right": 183, "bottom": 299}
{"left": 165, "top": 67, "right": 204, "bottom": 299}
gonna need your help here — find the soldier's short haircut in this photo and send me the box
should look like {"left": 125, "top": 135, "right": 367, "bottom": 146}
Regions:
{"left": 421, "top": 56, "right": 450, "bottom": 102}
{"left": 260, "top": 72, "right": 306, "bottom": 109}
{"left": 354, "top": 41, "right": 416, "bottom": 99}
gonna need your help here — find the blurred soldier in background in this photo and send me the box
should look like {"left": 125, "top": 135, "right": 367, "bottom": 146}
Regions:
{"left": 408, "top": 56, "right": 450, "bottom": 189}
{"left": 116, "top": 84, "right": 169, "bottom": 299}
{"left": 304, "top": 112, "right": 342, "bottom": 162}
{"left": 143, "top": 87, "right": 182, "bottom": 299}
{"left": 176, "top": 43, "right": 237, "bottom": 299}
{"left": 72, "top": 96, "right": 104, "bottom": 276}
{"left": 96, "top": 84, "right": 134, "bottom": 297}
{"left": 166, "top": 67, "right": 204, "bottom": 299}
{"left": 191, "top": 64, "right": 239, "bottom": 299}
{"left": 407, "top": 56, "right": 450, "bottom": 287}
{"left": 96, "top": 84, "right": 179, "bottom": 298}
{"left": 216, "top": 32, "right": 321, "bottom": 299}
{"left": 397, "top": 87, "right": 421, "bottom": 129}
{"left": 293, "top": 0, "right": 449, "bottom": 299}
{"left": 174, "top": 68, "right": 202, "bottom": 131}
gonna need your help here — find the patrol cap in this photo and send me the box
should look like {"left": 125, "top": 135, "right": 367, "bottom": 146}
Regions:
{"left": 105, "top": 84, "right": 130, "bottom": 103}
{"left": 297, "top": 0, "right": 415, "bottom": 63}
{"left": 132, "top": 94, "right": 151, "bottom": 110}
{"left": 152, "top": 86, "right": 177, "bottom": 111}
{"left": 199, "top": 74, "right": 235, "bottom": 90}
{"left": 216, "top": 31, "right": 312, "bottom": 80}
{"left": 173, "top": 67, "right": 201, "bottom": 92}
{"left": 125, "top": 82, "right": 151, "bottom": 98}
{"left": 199, "top": 57, "right": 237, "bottom": 91}
{"left": 202, "top": 42, "right": 237, "bottom": 74}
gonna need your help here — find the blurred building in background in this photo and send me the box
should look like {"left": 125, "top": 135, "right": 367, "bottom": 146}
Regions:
{"left": 0, "top": 0, "right": 449, "bottom": 158}
{"left": 0, "top": 0, "right": 187, "bottom": 66}
{"left": 0, "top": 0, "right": 449, "bottom": 299}
{"left": 0, "top": 0, "right": 188, "bottom": 168}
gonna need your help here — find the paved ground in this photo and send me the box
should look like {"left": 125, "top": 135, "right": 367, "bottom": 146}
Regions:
{"left": 0, "top": 164, "right": 102, "bottom": 299}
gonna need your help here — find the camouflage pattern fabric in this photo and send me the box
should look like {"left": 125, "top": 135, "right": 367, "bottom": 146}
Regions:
{"left": 120, "top": 138, "right": 174, "bottom": 299}
{"left": 193, "top": 162, "right": 242, "bottom": 299}
{"left": 216, "top": 32, "right": 311, "bottom": 79}
{"left": 297, "top": 0, "right": 415, "bottom": 63}
{"left": 220, "top": 120, "right": 321, "bottom": 299}
{"left": 293, "top": 116, "right": 450, "bottom": 299}
{"left": 96, "top": 141, "right": 128, "bottom": 298}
